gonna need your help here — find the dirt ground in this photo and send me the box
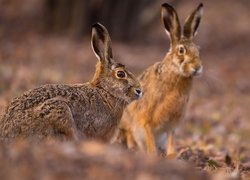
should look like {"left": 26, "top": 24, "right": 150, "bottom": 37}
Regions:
{"left": 0, "top": 0, "right": 249, "bottom": 179}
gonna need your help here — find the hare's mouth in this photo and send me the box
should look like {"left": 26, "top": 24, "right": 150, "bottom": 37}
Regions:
{"left": 189, "top": 66, "right": 203, "bottom": 77}
{"left": 192, "top": 66, "right": 203, "bottom": 76}
{"left": 127, "top": 89, "right": 142, "bottom": 103}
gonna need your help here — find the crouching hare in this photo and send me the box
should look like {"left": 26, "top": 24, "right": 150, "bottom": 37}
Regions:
{"left": 115, "top": 3, "right": 203, "bottom": 157}
{"left": 0, "top": 23, "right": 142, "bottom": 143}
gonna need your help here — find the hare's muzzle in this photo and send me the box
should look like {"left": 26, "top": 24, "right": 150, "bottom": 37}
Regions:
{"left": 134, "top": 88, "right": 142, "bottom": 99}
{"left": 192, "top": 65, "right": 203, "bottom": 76}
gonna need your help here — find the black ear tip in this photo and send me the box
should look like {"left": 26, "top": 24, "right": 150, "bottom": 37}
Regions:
{"left": 92, "top": 23, "right": 99, "bottom": 28}
{"left": 198, "top": 3, "right": 204, "bottom": 8}
{"left": 161, "top": 3, "right": 169, "bottom": 8}
{"left": 92, "top": 22, "right": 103, "bottom": 30}
{"left": 161, "top": 3, "right": 174, "bottom": 10}
{"left": 92, "top": 22, "right": 107, "bottom": 36}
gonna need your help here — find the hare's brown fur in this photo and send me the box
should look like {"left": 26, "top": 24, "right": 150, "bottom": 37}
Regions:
{"left": 0, "top": 23, "right": 141, "bottom": 143}
{"left": 116, "top": 3, "right": 203, "bottom": 156}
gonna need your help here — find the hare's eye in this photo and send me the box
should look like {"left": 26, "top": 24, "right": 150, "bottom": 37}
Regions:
{"left": 178, "top": 46, "right": 186, "bottom": 55}
{"left": 116, "top": 70, "right": 126, "bottom": 78}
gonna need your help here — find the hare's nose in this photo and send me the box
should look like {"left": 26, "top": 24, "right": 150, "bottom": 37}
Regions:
{"left": 193, "top": 66, "right": 203, "bottom": 76}
{"left": 135, "top": 88, "right": 142, "bottom": 98}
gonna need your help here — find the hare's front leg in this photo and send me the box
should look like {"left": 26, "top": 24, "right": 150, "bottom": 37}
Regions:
{"left": 126, "top": 130, "right": 137, "bottom": 150}
{"left": 37, "top": 99, "right": 79, "bottom": 141}
{"left": 144, "top": 124, "right": 156, "bottom": 154}
{"left": 166, "top": 130, "right": 176, "bottom": 158}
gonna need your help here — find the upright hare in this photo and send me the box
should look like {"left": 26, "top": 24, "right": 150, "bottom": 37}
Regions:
{"left": 0, "top": 23, "right": 142, "bottom": 142}
{"left": 115, "top": 3, "right": 203, "bottom": 157}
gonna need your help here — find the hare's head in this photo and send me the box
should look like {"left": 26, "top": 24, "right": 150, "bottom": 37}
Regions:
{"left": 91, "top": 23, "right": 142, "bottom": 103}
{"left": 161, "top": 3, "right": 203, "bottom": 77}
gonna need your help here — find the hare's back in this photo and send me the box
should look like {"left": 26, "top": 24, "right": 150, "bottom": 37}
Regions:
{"left": 6, "top": 84, "right": 89, "bottom": 111}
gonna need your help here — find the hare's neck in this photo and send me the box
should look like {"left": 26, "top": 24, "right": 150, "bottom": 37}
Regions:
{"left": 96, "top": 86, "right": 127, "bottom": 111}
{"left": 161, "top": 58, "right": 193, "bottom": 94}
{"left": 169, "top": 71, "right": 192, "bottom": 94}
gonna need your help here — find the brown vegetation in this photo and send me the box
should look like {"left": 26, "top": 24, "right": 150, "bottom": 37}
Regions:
{"left": 0, "top": 140, "right": 208, "bottom": 180}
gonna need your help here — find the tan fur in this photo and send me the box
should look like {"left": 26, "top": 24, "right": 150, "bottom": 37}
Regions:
{"left": 115, "top": 3, "right": 204, "bottom": 156}
{"left": 0, "top": 23, "right": 141, "bottom": 143}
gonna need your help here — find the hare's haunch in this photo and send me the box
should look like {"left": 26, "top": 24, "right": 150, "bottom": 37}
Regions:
{"left": 0, "top": 23, "right": 141, "bottom": 143}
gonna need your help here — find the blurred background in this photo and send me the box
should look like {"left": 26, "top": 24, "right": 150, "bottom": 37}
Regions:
{"left": 0, "top": 0, "right": 249, "bottom": 170}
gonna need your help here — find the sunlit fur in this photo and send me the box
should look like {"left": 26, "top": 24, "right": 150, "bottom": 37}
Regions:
{"left": 114, "top": 3, "right": 203, "bottom": 156}
{"left": 169, "top": 39, "right": 202, "bottom": 77}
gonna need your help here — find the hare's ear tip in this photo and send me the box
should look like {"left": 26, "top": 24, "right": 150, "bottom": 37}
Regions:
{"left": 161, "top": 3, "right": 173, "bottom": 9}
{"left": 197, "top": 3, "right": 204, "bottom": 15}
{"left": 92, "top": 23, "right": 107, "bottom": 36}
{"left": 92, "top": 22, "right": 102, "bottom": 29}
{"left": 161, "top": 3, "right": 168, "bottom": 7}
{"left": 198, "top": 3, "right": 204, "bottom": 9}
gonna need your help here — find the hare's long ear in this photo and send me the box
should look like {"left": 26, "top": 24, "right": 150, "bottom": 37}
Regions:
{"left": 161, "top": 3, "right": 181, "bottom": 45}
{"left": 91, "top": 23, "right": 113, "bottom": 65}
{"left": 183, "top": 3, "right": 203, "bottom": 39}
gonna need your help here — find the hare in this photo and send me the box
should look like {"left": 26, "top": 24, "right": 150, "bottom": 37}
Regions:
{"left": 0, "top": 23, "right": 142, "bottom": 143}
{"left": 115, "top": 3, "right": 203, "bottom": 157}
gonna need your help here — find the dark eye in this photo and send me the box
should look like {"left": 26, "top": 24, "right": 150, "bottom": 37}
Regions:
{"left": 178, "top": 46, "right": 186, "bottom": 55}
{"left": 116, "top": 70, "right": 126, "bottom": 78}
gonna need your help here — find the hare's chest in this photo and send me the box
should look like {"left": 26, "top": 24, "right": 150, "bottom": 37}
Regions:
{"left": 153, "top": 92, "right": 189, "bottom": 129}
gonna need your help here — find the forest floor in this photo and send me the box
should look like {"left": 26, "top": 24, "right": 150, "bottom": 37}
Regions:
{"left": 0, "top": 34, "right": 249, "bottom": 179}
